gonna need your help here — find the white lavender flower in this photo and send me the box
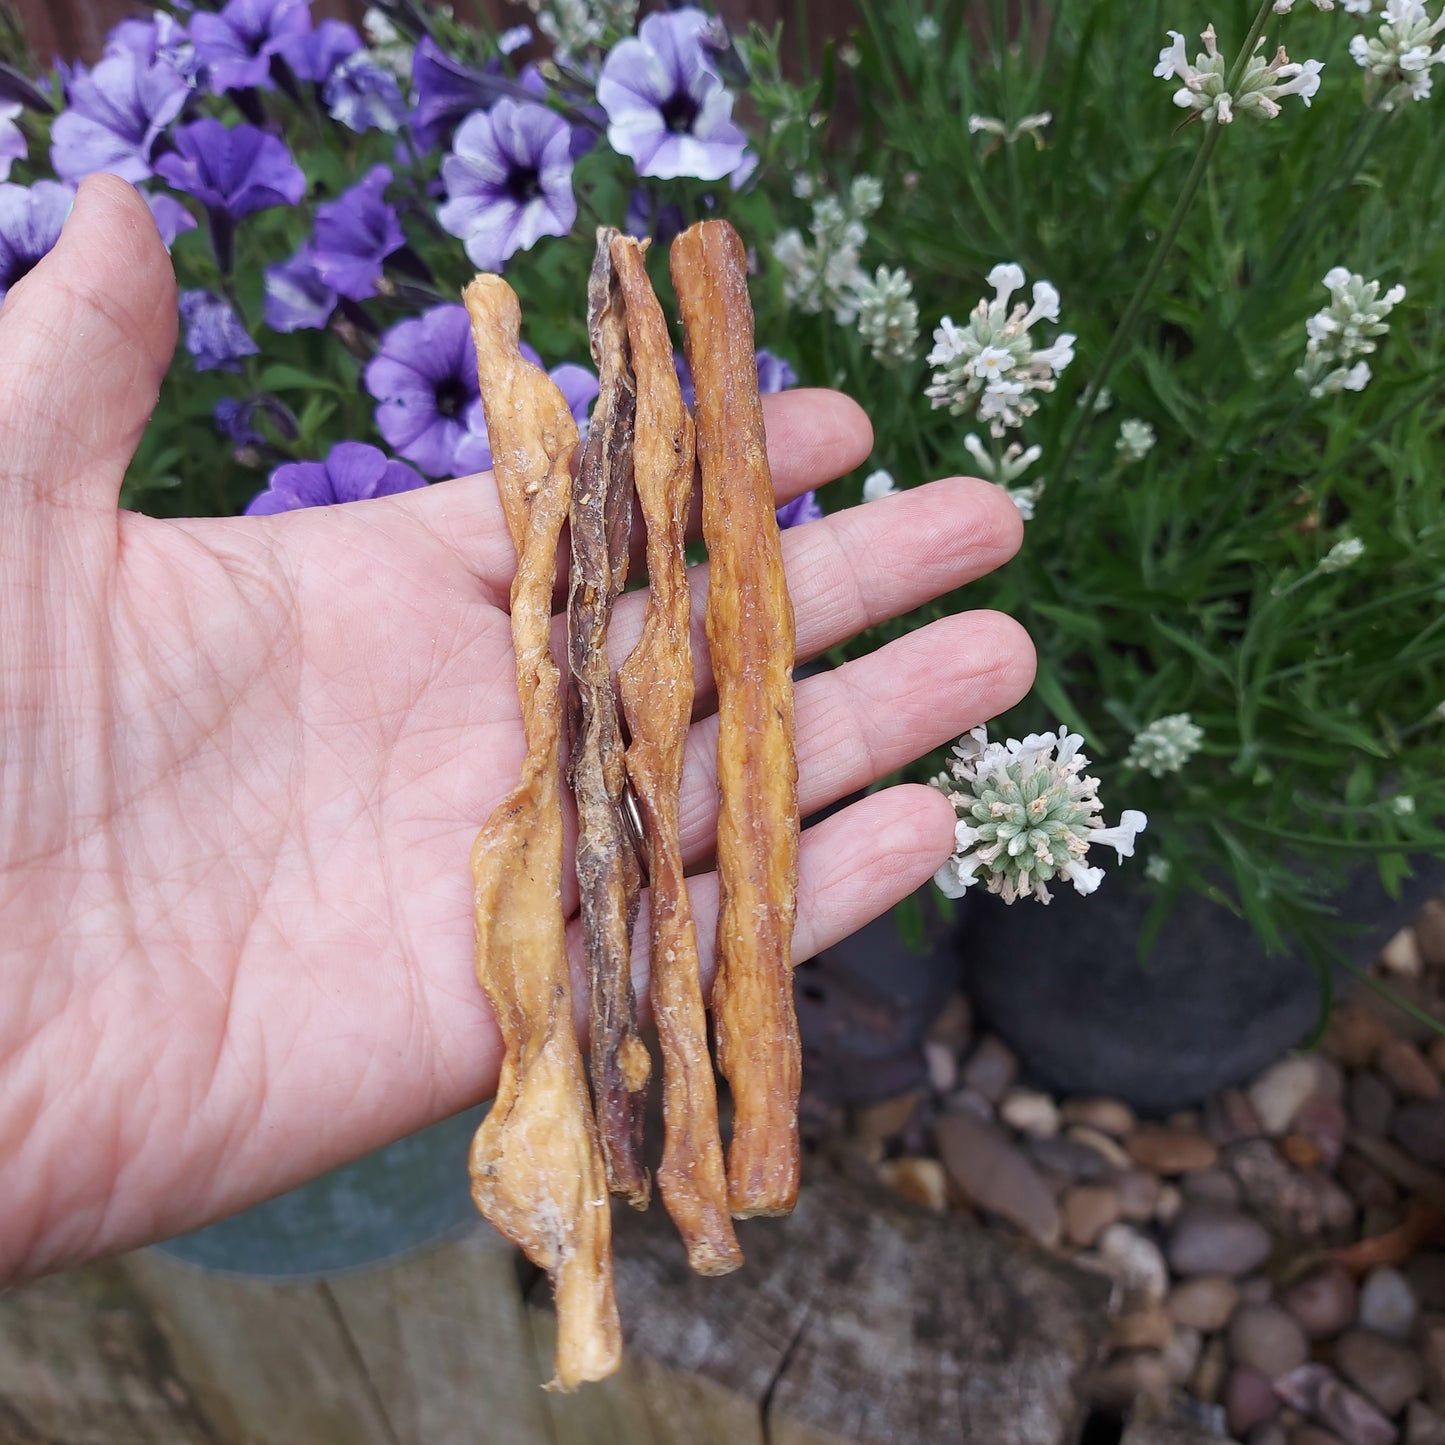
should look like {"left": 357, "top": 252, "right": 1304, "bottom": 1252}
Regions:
{"left": 1350, "top": 0, "right": 1445, "bottom": 109}
{"left": 1144, "top": 854, "right": 1173, "bottom": 884}
{"left": 1392, "top": 794, "right": 1417, "bottom": 815}
{"left": 1116, "top": 418, "right": 1157, "bottom": 462}
{"left": 917, "top": 14, "right": 942, "bottom": 42}
{"left": 773, "top": 182, "right": 878, "bottom": 324}
{"left": 862, "top": 469, "right": 898, "bottom": 501}
{"left": 926, "top": 264, "right": 1074, "bottom": 436}
{"left": 528, "top": 0, "right": 637, "bottom": 58}
{"left": 968, "top": 111, "right": 1053, "bottom": 149}
{"left": 1155, "top": 25, "right": 1324, "bottom": 123}
{"left": 934, "top": 724, "right": 1148, "bottom": 904}
{"left": 1274, "top": 0, "right": 1335, "bottom": 11}
{"left": 362, "top": 7, "right": 415, "bottom": 79}
{"left": 1296, "top": 266, "right": 1405, "bottom": 397}
{"left": 852, "top": 266, "right": 920, "bottom": 367}
{"left": 1319, "top": 535, "right": 1366, "bottom": 571}
{"left": 1343, "top": 0, "right": 1377, "bottom": 11}
{"left": 1126, "top": 713, "right": 1204, "bottom": 777}
{"left": 962, "top": 433, "right": 1042, "bottom": 484}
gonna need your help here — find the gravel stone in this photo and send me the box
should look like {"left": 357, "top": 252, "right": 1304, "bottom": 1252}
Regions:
{"left": 1335, "top": 1327, "right": 1427, "bottom": 1417}
{"left": 1229, "top": 1302, "right": 1311, "bottom": 1378}
{"left": 1280, "top": 1263, "right": 1358, "bottom": 1340}
{"left": 1323, "top": 1002, "right": 1393, "bottom": 1069}
{"left": 1168, "top": 1202, "right": 1273, "bottom": 1277}
{"left": 1128, "top": 1126, "right": 1220, "bottom": 1174}
{"left": 1100, "top": 1222, "right": 1171, "bottom": 1305}
{"left": 1381, "top": 1039, "right": 1443, "bottom": 1102}
{"left": 999, "top": 1087, "right": 1061, "bottom": 1138}
{"left": 1407, "top": 1400, "right": 1445, "bottom": 1445}
{"left": 1358, "top": 1265, "right": 1420, "bottom": 1341}
{"left": 1250, "top": 1058, "right": 1329, "bottom": 1136}
{"left": 1349, "top": 1073, "right": 1397, "bottom": 1137}
{"left": 1060, "top": 1096, "right": 1137, "bottom": 1137}
{"left": 1393, "top": 1098, "right": 1445, "bottom": 1169}
{"left": 1063, "top": 1183, "right": 1123, "bottom": 1248}
{"left": 1168, "top": 1276, "right": 1241, "bottom": 1333}
{"left": 1226, "top": 1368, "right": 1282, "bottom": 1437}
{"left": 935, "top": 1111, "right": 1060, "bottom": 1245}
{"left": 960, "top": 1034, "right": 1017, "bottom": 1103}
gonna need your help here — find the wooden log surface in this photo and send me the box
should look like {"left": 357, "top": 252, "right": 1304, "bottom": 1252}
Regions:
{"left": 0, "top": 1168, "right": 1109, "bottom": 1445}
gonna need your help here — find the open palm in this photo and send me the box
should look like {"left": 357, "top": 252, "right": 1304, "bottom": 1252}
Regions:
{"left": 0, "top": 177, "right": 1034, "bottom": 1283}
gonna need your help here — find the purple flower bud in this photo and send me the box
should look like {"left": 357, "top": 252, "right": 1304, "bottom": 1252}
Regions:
{"left": 245, "top": 441, "right": 426, "bottom": 515}
{"left": 179, "top": 288, "right": 259, "bottom": 372}
{"left": 0, "top": 179, "right": 71, "bottom": 303}
{"left": 311, "top": 164, "right": 403, "bottom": 300}
{"left": 437, "top": 97, "right": 577, "bottom": 272}
{"left": 263, "top": 243, "right": 337, "bottom": 332}
{"left": 597, "top": 9, "right": 747, "bottom": 182}
{"left": 50, "top": 50, "right": 189, "bottom": 184}
{"left": 190, "top": 0, "right": 312, "bottom": 93}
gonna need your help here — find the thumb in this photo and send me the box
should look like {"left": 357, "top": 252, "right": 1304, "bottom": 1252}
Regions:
{"left": 0, "top": 174, "right": 177, "bottom": 511}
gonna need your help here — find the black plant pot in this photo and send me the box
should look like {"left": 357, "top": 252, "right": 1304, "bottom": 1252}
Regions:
{"left": 960, "top": 863, "right": 1443, "bottom": 1116}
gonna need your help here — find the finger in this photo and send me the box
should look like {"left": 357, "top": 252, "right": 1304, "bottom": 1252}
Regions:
{"left": 562, "top": 784, "right": 957, "bottom": 1036}
{"left": 0, "top": 175, "right": 177, "bottom": 512}
{"left": 676, "top": 611, "right": 1035, "bottom": 865}
{"left": 388, "top": 389, "right": 871, "bottom": 609}
{"left": 602, "top": 475, "right": 1026, "bottom": 715}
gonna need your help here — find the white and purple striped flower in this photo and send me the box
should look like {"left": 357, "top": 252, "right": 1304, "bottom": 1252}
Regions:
{"left": 178, "top": 289, "right": 259, "bottom": 372}
{"left": 437, "top": 98, "right": 577, "bottom": 272}
{"left": 190, "top": 0, "right": 313, "bottom": 92}
{"left": 0, "top": 179, "right": 71, "bottom": 304}
{"left": 596, "top": 8, "right": 747, "bottom": 181}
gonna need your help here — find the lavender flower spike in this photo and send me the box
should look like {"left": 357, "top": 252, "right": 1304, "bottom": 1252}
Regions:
{"left": 597, "top": 8, "right": 747, "bottom": 181}
{"left": 189, "top": 0, "right": 312, "bottom": 92}
{"left": 263, "top": 244, "right": 337, "bottom": 332}
{"left": 0, "top": 180, "right": 72, "bottom": 303}
{"left": 178, "top": 289, "right": 259, "bottom": 372}
{"left": 0, "top": 103, "right": 24, "bottom": 183}
{"left": 312, "top": 165, "right": 403, "bottom": 300}
{"left": 365, "top": 303, "right": 543, "bottom": 477}
{"left": 438, "top": 98, "right": 576, "bottom": 271}
{"left": 246, "top": 441, "right": 425, "bottom": 515}
{"left": 51, "top": 50, "right": 189, "bottom": 184}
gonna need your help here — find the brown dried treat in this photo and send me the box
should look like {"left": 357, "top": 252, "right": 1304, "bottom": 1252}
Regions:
{"left": 568, "top": 228, "right": 650, "bottom": 1208}
{"left": 612, "top": 234, "right": 744, "bottom": 1274}
{"left": 670, "top": 219, "right": 801, "bottom": 1219}
{"left": 462, "top": 274, "right": 621, "bottom": 1391}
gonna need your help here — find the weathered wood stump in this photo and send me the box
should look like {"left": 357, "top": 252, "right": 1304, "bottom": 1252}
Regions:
{"left": 0, "top": 1170, "right": 1109, "bottom": 1444}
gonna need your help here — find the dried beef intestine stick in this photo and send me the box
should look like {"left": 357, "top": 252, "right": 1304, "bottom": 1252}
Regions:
{"left": 462, "top": 274, "right": 621, "bottom": 1391}
{"left": 569, "top": 228, "right": 650, "bottom": 1209}
{"left": 669, "top": 220, "right": 801, "bottom": 1219}
{"left": 612, "top": 233, "right": 744, "bottom": 1274}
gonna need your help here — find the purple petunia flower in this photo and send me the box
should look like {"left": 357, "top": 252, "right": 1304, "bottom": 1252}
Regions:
{"left": 408, "top": 29, "right": 530, "bottom": 153}
{"left": 155, "top": 117, "right": 306, "bottom": 220}
{"left": 623, "top": 189, "right": 685, "bottom": 249}
{"left": 366, "top": 303, "right": 581, "bottom": 478}
{"left": 142, "top": 190, "right": 197, "bottom": 248}
{"left": 189, "top": 0, "right": 312, "bottom": 93}
{"left": 437, "top": 98, "right": 576, "bottom": 273}
{"left": 0, "top": 103, "right": 24, "bottom": 183}
{"left": 0, "top": 179, "right": 71, "bottom": 304}
{"left": 263, "top": 244, "right": 337, "bottom": 332}
{"left": 596, "top": 9, "right": 747, "bottom": 182}
{"left": 549, "top": 362, "right": 601, "bottom": 438}
{"left": 214, "top": 395, "right": 265, "bottom": 446}
{"left": 277, "top": 17, "right": 360, "bottom": 84}
{"left": 245, "top": 441, "right": 426, "bottom": 515}
{"left": 104, "top": 10, "right": 201, "bottom": 85}
{"left": 775, "top": 491, "right": 823, "bottom": 529}
{"left": 178, "top": 288, "right": 259, "bottom": 372}
{"left": 324, "top": 53, "right": 407, "bottom": 134}
{"left": 50, "top": 50, "right": 189, "bottom": 184}
{"left": 311, "top": 164, "right": 402, "bottom": 300}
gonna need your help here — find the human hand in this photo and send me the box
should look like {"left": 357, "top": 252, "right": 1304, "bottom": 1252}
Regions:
{"left": 0, "top": 176, "right": 1033, "bottom": 1282}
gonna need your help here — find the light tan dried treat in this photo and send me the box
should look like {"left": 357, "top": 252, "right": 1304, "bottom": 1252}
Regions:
{"left": 612, "top": 233, "right": 744, "bottom": 1275}
{"left": 569, "top": 228, "right": 650, "bottom": 1208}
{"left": 669, "top": 219, "right": 801, "bottom": 1220}
{"left": 462, "top": 274, "right": 621, "bottom": 1391}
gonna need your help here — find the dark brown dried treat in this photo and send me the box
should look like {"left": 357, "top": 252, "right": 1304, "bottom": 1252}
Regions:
{"left": 612, "top": 233, "right": 744, "bottom": 1274}
{"left": 462, "top": 273, "right": 620, "bottom": 1391}
{"left": 568, "top": 228, "right": 650, "bottom": 1208}
{"left": 670, "top": 219, "right": 802, "bottom": 1220}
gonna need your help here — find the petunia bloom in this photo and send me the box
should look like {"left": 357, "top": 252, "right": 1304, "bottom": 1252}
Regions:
{"left": 189, "top": 0, "right": 313, "bottom": 92}
{"left": 104, "top": 10, "right": 201, "bottom": 85}
{"left": 311, "top": 164, "right": 403, "bottom": 300}
{"left": 277, "top": 18, "right": 361, "bottom": 84}
{"left": 674, "top": 346, "right": 796, "bottom": 410}
{"left": 0, "top": 179, "right": 71, "bottom": 303}
{"left": 178, "top": 288, "right": 259, "bottom": 372}
{"left": 596, "top": 8, "right": 748, "bottom": 181}
{"left": 263, "top": 244, "right": 338, "bottom": 332}
{"left": 437, "top": 98, "right": 577, "bottom": 272}
{"left": 324, "top": 53, "right": 407, "bottom": 133}
{"left": 0, "top": 102, "right": 24, "bottom": 182}
{"left": 50, "top": 50, "right": 189, "bottom": 184}
{"left": 365, "top": 303, "right": 590, "bottom": 478}
{"left": 245, "top": 441, "right": 425, "bottom": 515}
{"left": 776, "top": 491, "right": 823, "bottom": 528}
{"left": 142, "top": 190, "right": 198, "bottom": 249}
{"left": 155, "top": 118, "right": 307, "bottom": 220}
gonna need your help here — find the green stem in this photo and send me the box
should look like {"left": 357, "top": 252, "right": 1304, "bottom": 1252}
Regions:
{"left": 1047, "top": 0, "right": 1277, "bottom": 492}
